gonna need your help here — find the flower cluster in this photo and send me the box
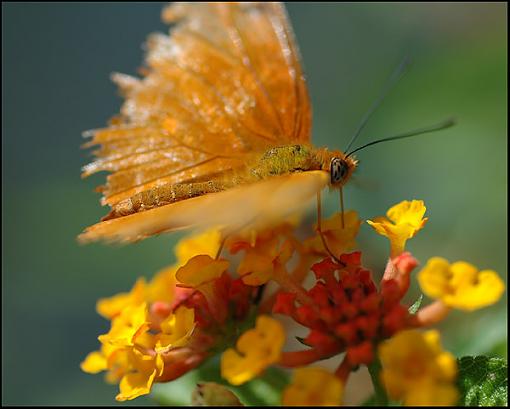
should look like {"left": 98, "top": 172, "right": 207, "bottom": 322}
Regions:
{"left": 81, "top": 230, "right": 256, "bottom": 401}
{"left": 273, "top": 251, "right": 412, "bottom": 368}
{"left": 82, "top": 200, "right": 505, "bottom": 405}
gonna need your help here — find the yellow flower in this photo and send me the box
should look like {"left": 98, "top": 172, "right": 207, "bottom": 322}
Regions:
{"left": 98, "top": 302, "right": 150, "bottom": 347}
{"left": 281, "top": 367, "right": 343, "bottom": 406}
{"left": 379, "top": 329, "right": 458, "bottom": 406}
{"left": 417, "top": 257, "right": 505, "bottom": 311}
{"left": 367, "top": 200, "right": 428, "bottom": 258}
{"left": 116, "top": 347, "right": 164, "bottom": 401}
{"left": 82, "top": 320, "right": 161, "bottom": 400}
{"left": 155, "top": 306, "right": 196, "bottom": 353}
{"left": 82, "top": 229, "right": 225, "bottom": 401}
{"left": 175, "top": 228, "right": 222, "bottom": 265}
{"left": 96, "top": 278, "right": 147, "bottom": 320}
{"left": 221, "top": 315, "right": 285, "bottom": 385}
{"left": 305, "top": 210, "right": 361, "bottom": 256}
{"left": 81, "top": 335, "right": 163, "bottom": 401}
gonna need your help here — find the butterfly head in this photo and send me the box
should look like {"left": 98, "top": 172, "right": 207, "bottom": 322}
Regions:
{"left": 327, "top": 152, "right": 357, "bottom": 188}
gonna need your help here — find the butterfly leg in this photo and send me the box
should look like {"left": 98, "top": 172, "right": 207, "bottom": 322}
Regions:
{"left": 316, "top": 191, "right": 345, "bottom": 265}
{"left": 215, "top": 235, "right": 227, "bottom": 260}
{"left": 339, "top": 187, "right": 345, "bottom": 229}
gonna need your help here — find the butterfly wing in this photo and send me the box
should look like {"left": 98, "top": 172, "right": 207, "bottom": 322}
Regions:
{"left": 78, "top": 171, "right": 328, "bottom": 244}
{"left": 81, "top": 2, "right": 315, "bottom": 241}
{"left": 83, "top": 2, "right": 312, "bottom": 207}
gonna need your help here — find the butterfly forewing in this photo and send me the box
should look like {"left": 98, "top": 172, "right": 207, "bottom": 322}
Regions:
{"left": 81, "top": 2, "right": 313, "bottom": 241}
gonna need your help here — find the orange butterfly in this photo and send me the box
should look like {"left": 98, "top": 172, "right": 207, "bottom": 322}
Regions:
{"left": 79, "top": 2, "right": 356, "bottom": 244}
{"left": 78, "top": 2, "right": 452, "bottom": 244}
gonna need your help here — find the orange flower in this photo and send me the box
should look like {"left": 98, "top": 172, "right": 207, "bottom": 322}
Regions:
{"left": 304, "top": 210, "right": 361, "bottom": 256}
{"left": 233, "top": 228, "right": 294, "bottom": 286}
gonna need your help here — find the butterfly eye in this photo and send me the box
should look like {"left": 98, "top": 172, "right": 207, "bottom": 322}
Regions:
{"left": 330, "top": 158, "right": 348, "bottom": 185}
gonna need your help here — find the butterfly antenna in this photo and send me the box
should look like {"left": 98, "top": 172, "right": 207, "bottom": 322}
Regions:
{"left": 345, "top": 118, "right": 456, "bottom": 158}
{"left": 344, "top": 57, "right": 411, "bottom": 154}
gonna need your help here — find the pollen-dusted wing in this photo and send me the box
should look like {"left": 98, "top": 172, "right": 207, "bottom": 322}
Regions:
{"left": 79, "top": 2, "right": 320, "bottom": 243}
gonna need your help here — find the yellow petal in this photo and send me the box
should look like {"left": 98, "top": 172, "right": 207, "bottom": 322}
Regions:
{"left": 405, "top": 382, "right": 459, "bottom": 406}
{"left": 155, "top": 306, "right": 195, "bottom": 353}
{"left": 99, "top": 303, "right": 149, "bottom": 347}
{"left": 417, "top": 257, "right": 452, "bottom": 299}
{"left": 387, "top": 200, "right": 427, "bottom": 229}
{"left": 368, "top": 200, "right": 428, "bottom": 257}
{"left": 80, "top": 351, "right": 107, "bottom": 374}
{"left": 237, "top": 252, "right": 274, "bottom": 286}
{"left": 443, "top": 269, "right": 505, "bottom": 311}
{"left": 176, "top": 255, "right": 229, "bottom": 287}
{"left": 175, "top": 228, "right": 223, "bottom": 266}
{"left": 418, "top": 258, "right": 505, "bottom": 311}
{"left": 379, "top": 330, "right": 458, "bottom": 405}
{"left": 147, "top": 265, "right": 176, "bottom": 303}
{"left": 221, "top": 316, "right": 285, "bottom": 385}
{"left": 306, "top": 211, "right": 361, "bottom": 255}
{"left": 116, "top": 369, "right": 157, "bottom": 401}
{"left": 221, "top": 348, "right": 254, "bottom": 386}
{"left": 282, "top": 367, "right": 343, "bottom": 406}
{"left": 96, "top": 278, "right": 146, "bottom": 320}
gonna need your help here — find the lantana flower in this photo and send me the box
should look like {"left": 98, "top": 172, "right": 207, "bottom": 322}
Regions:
{"left": 378, "top": 329, "right": 458, "bottom": 406}
{"left": 274, "top": 252, "right": 411, "bottom": 367}
{"left": 82, "top": 229, "right": 253, "bottom": 400}
{"left": 367, "top": 200, "right": 428, "bottom": 257}
{"left": 221, "top": 315, "right": 285, "bottom": 385}
{"left": 417, "top": 257, "right": 505, "bottom": 311}
{"left": 82, "top": 199, "right": 505, "bottom": 405}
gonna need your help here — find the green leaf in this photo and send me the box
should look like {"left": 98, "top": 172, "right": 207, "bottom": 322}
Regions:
{"left": 487, "top": 340, "right": 508, "bottom": 360}
{"left": 408, "top": 294, "right": 423, "bottom": 314}
{"left": 457, "top": 355, "right": 508, "bottom": 406}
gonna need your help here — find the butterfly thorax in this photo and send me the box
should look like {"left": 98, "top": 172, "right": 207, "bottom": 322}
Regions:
{"left": 250, "top": 145, "right": 356, "bottom": 187}
{"left": 102, "top": 145, "right": 356, "bottom": 221}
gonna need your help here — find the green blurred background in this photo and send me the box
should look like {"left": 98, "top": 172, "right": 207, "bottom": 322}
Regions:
{"left": 2, "top": 2, "right": 506, "bottom": 405}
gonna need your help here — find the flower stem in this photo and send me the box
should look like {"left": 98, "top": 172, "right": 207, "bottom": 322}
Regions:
{"left": 367, "top": 357, "right": 389, "bottom": 406}
{"left": 411, "top": 300, "right": 451, "bottom": 327}
{"left": 278, "top": 348, "right": 326, "bottom": 367}
{"left": 335, "top": 356, "right": 352, "bottom": 384}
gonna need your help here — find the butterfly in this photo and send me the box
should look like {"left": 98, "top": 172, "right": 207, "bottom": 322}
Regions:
{"left": 78, "top": 2, "right": 452, "bottom": 244}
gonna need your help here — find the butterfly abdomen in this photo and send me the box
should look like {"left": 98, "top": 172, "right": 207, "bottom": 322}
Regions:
{"left": 101, "top": 180, "right": 231, "bottom": 221}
